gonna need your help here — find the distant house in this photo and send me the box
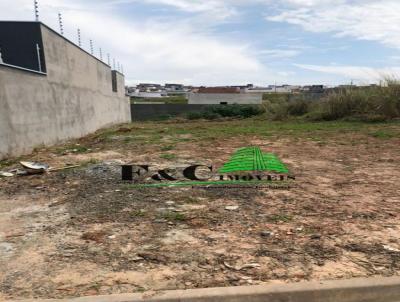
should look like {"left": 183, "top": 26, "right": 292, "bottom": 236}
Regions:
{"left": 188, "top": 87, "right": 262, "bottom": 105}
{"left": 128, "top": 83, "right": 166, "bottom": 98}
{"left": 259, "top": 85, "right": 301, "bottom": 94}
{"left": 136, "top": 83, "right": 162, "bottom": 92}
{"left": 301, "top": 85, "right": 325, "bottom": 93}
{"left": 197, "top": 87, "right": 240, "bottom": 94}
{"left": 165, "top": 83, "right": 184, "bottom": 92}
{"left": 128, "top": 89, "right": 166, "bottom": 98}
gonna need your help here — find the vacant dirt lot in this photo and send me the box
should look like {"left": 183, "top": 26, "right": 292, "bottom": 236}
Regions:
{"left": 1, "top": 119, "right": 399, "bottom": 300}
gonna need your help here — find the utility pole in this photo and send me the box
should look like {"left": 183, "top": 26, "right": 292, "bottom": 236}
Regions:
{"left": 99, "top": 48, "right": 103, "bottom": 61}
{"left": 107, "top": 53, "right": 111, "bottom": 66}
{"left": 34, "top": 0, "right": 39, "bottom": 21}
{"left": 58, "top": 13, "right": 64, "bottom": 35}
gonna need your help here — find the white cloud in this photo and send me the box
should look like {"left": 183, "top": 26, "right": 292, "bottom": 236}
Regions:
{"left": 295, "top": 64, "right": 400, "bottom": 83}
{"left": 0, "top": 0, "right": 277, "bottom": 85}
{"left": 282, "top": 0, "right": 346, "bottom": 6}
{"left": 267, "top": 0, "right": 400, "bottom": 49}
{"left": 257, "top": 49, "right": 300, "bottom": 58}
{"left": 107, "top": 0, "right": 238, "bottom": 21}
{"left": 2, "top": 0, "right": 399, "bottom": 85}
{"left": 69, "top": 12, "right": 267, "bottom": 85}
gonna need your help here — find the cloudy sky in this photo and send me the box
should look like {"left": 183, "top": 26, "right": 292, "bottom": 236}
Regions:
{"left": 1, "top": 0, "right": 400, "bottom": 86}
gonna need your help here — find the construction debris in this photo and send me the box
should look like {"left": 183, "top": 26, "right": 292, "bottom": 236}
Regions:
{"left": 20, "top": 161, "right": 49, "bottom": 174}
{"left": 49, "top": 165, "right": 81, "bottom": 172}
{"left": 0, "top": 162, "right": 78, "bottom": 178}
{"left": 0, "top": 171, "right": 14, "bottom": 177}
{"left": 225, "top": 205, "right": 239, "bottom": 211}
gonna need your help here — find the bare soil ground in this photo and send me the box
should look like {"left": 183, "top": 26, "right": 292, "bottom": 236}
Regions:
{"left": 0, "top": 119, "right": 400, "bottom": 300}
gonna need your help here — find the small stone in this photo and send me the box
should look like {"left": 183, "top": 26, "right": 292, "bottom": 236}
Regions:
{"left": 260, "top": 231, "right": 273, "bottom": 238}
{"left": 311, "top": 234, "right": 321, "bottom": 240}
{"left": 225, "top": 206, "right": 239, "bottom": 211}
{"left": 154, "top": 219, "right": 167, "bottom": 223}
{"left": 166, "top": 201, "right": 175, "bottom": 206}
{"left": 383, "top": 245, "right": 400, "bottom": 252}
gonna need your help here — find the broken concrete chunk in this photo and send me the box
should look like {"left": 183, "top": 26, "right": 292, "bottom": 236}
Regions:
{"left": 20, "top": 161, "right": 49, "bottom": 171}
{"left": 0, "top": 171, "right": 14, "bottom": 177}
{"left": 383, "top": 245, "right": 400, "bottom": 253}
{"left": 225, "top": 205, "right": 239, "bottom": 211}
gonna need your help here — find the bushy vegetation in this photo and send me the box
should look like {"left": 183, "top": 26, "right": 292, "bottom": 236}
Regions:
{"left": 264, "top": 98, "right": 313, "bottom": 121}
{"left": 187, "top": 104, "right": 265, "bottom": 120}
{"left": 131, "top": 95, "right": 187, "bottom": 104}
{"left": 265, "top": 81, "right": 400, "bottom": 122}
{"left": 263, "top": 92, "right": 291, "bottom": 103}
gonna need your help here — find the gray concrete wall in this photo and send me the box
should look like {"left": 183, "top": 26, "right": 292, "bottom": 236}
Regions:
{"left": 131, "top": 104, "right": 263, "bottom": 121}
{"left": 131, "top": 104, "right": 210, "bottom": 121}
{"left": 0, "top": 23, "right": 130, "bottom": 159}
{"left": 9, "top": 276, "right": 400, "bottom": 302}
{"left": 188, "top": 93, "right": 262, "bottom": 105}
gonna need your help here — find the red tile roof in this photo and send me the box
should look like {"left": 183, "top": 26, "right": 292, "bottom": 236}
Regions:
{"left": 197, "top": 87, "right": 240, "bottom": 94}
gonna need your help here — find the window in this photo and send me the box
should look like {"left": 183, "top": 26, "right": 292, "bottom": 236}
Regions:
{"left": 112, "top": 70, "right": 118, "bottom": 92}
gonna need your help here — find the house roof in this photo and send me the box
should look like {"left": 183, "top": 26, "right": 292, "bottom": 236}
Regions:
{"left": 197, "top": 87, "right": 240, "bottom": 94}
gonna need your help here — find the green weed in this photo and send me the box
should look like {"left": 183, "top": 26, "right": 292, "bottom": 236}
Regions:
{"left": 160, "top": 212, "right": 186, "bottom": 222}
{"left": 268, "top": 214, "right": 293, "bottom": 223}
{"left": 160, "top": 153, "right": 177, "bottom": 160}
{"left": 161, "top": 145, "right": 175, "bottom": 151}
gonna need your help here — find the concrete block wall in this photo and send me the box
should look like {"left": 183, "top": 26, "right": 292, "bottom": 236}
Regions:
{"left": 188, "top": 92, "right": 262, "bottom": 105}
{"left": 0, "top": 23, "right": 130, "bottom": 159}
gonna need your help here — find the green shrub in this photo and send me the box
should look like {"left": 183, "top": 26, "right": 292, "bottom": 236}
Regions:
{"left": 287, "top": 99, "right": 311, "bottom": 116}
{"left": 314, "top": 84, "right": 400, "bottom": 121}
{"left": 265, "top": 80, "right": 400, "bottom": 122}
{"left": 202, "top": 111, "right": 220, "bottom": 120}
{"left": 263, "top": 98, "right": 313, "bottom": 120}
{"left": 186, "top": 105, "right": 264, "bottom": 120}
{"left": 186, "top": 112, "right": 203, "bottom": 120}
